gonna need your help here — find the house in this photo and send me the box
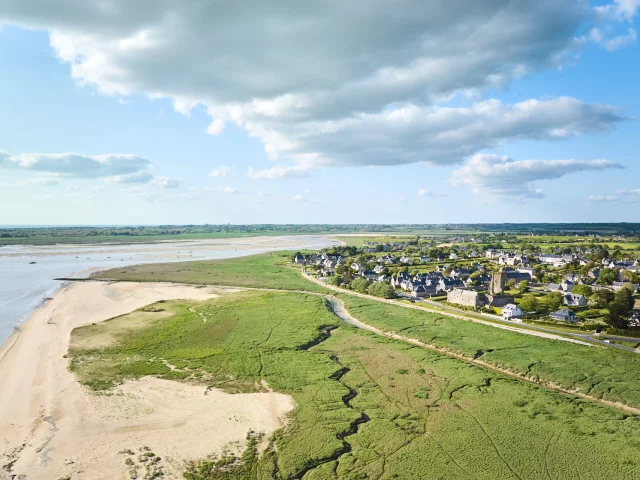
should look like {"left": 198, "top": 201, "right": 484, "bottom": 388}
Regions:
{"left": 447, "top": 288, "right": 484, "bottom": 308}
{"left": 505, "top": 270, "right": 532, "bottom": 283}
{"left": 629, "top": 311, "right": 640, "bottom": 328}
{"left": 502, "top": 304, "right": 523, "bottom": 320}
{"left": 516, "top": 266, "right": 536, "bottom": 279}
{"left": 538, "top": 254, "right": 566, "bottom": 266}
{"left": 451, "top": 268, "right": 471, "bottom": 278}
{"left": 373, "top": 265, "right": 385, "bottom": 274}
{"left": 376, "top": 274, "right": 389, "bottom": 283}
{"left": 549, "top": 310, "right": 578, "bottom": 323}
{"left": 413, "top": 284, "right": 439, "bottom": 297}
{"left": 546, "top": 283, "right": 562, "bottom": 292}
{"left": 350, "top": 263, "right": 365, "bottom": 272}
{"left": 439, "top": 278, "right": 465, "bottom": 292}
{"left": 565, "top": 273, "right": 581, "bottom": 284}
{"left": 563, "top": 293, "right": 587, "bottom": 307}
{"left": 392, "top": 272, "right": 411, "bottom": 288}
{"left": 323, "top": 259, "right": 337, "bottom": 269}
{"left": 612, "top": 282, "right": 639, "bottom": 293}
{"left": 399, "top": 256, "right": 413, "bottom": 265}
{"left": 588, "top": 268, "right": 601, "bottom": 279}
{"left": 449, "top": 253, "right": 458, "bottom": 260}
{"left": 293, "top": 253, "right": 305, "bottom": 264}
{"left": 560, "top": 280, "right": 574, "bottom": 292}
{"left": 419, "top": 256, "right": 431, "bottom": 263}
{"left": 362, "top": 270, "right": 378, "bottom": 281}
{"left": 464, "top": 275, "right": 490, "bottom": 287}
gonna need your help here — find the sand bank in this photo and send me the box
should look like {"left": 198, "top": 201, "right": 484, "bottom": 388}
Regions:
{"left": 0, "top": 281, "right": 294, "bottom": 479}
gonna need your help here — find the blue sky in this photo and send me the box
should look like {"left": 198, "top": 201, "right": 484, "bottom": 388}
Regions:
{"left": 0, "top": 1, "right": 638, "bottom": 225}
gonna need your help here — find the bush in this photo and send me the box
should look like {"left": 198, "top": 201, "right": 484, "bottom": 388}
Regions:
{"left": 351, "top": 278, "right": 370, "bottom": 294}
{"left": 368, "top": 282, "right": 395, "bottom": 299}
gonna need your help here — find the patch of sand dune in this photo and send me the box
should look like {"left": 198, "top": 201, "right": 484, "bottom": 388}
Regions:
{"left": 0, "top": 281, "right": 294, "bottom": 480}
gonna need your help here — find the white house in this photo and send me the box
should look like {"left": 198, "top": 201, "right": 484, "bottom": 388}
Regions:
{"left": 502, "top": 303, "right": 523, "bottom": 320}
{"left": 563, "top": 293, "right": 587, "bottom": 307}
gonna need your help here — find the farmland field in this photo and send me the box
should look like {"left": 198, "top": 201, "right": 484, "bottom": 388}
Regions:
{"left": 94, "top": 251, "right": 329, "bottom": 293}
{"left": 69, "top": 290, "right": 640, "bottom": 479}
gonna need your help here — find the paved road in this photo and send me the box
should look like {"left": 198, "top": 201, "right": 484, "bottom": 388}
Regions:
{"left": 395, "top": 293, "right": 640, "bottom": 353}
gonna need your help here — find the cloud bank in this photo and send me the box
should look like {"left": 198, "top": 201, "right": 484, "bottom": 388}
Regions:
{"left": 450, "top": 155, "right": 623, "bottom": 199}
{"left": 0, "top": 0, "right": 633, "bottom": 177}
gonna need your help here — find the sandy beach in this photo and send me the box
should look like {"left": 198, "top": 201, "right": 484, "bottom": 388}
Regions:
{"left": 0, "top": 281, "right": 295, "bottom": 479}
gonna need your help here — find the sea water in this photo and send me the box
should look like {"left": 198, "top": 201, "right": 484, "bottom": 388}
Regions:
{"left": 0, "top": 235, "right": 337, "bottom": 344}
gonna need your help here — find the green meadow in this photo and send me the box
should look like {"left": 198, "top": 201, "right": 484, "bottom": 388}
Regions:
{"left": 338, "top": 295, "right": 640, "bottom": 409}
{"left": 69, "top": 291, "right": 640, "bottom": 479}
{"left": 95, "top": 251, "right": 329, "bottom": 293}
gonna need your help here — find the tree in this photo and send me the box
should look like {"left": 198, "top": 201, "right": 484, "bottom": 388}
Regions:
{"left": 328, "top": 276, "right": 343, "bottom": 286}
{"left": 571, "top": 284, "right": 593, "bottom": 298}
{"left": 519, "top": 294, "right": 539, "bottom": 313}
{"left": 368, "top": 282, "right": 395, "bottom": 299}
{"left": 351, "top": 278, "right": 370, "bottom": 294}
{"left": 591, "top": 289, "right": 615, "bottom": 308}
{"left": 506, "top": 278, "right": 517, "bottom": 290}
{"left": 597, "top": 268, "right": 619, "bottom": 285}
{"left": 542, "top": 292, "right": 563, "bottom": 312}
{"left": 518, "top": 280, "right": 529, "bottom": 294}
{"left": 621, "top": 270, "right": 639, "bottom": 283}
{"left": 607, "top": 288, "right": 635, "bottom": 329}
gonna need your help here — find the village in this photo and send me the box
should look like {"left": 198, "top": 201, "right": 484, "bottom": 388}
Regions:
{"left": 294, "top": 234, "right": 640, "bottom": 333}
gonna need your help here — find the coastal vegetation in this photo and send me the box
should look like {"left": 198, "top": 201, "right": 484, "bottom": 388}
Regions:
{"left": 68, "top": 290, "right": 640, "bottom": 479}
{"left": 2, "top": 223, "right": 639, "bottom": 246}
{"left": 337, "top": 294, "right": 640, "bottom": 409}
{"left": 95, "top": 252, "right": 329, "bottom": 293}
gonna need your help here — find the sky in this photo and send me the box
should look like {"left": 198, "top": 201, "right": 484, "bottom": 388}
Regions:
{"left": 0, "top": 0, "right": 639, "bottom": 225}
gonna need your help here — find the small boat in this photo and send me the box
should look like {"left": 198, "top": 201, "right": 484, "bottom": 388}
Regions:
{"left": 29, "top": 261, "right": 36, "bottom": 264}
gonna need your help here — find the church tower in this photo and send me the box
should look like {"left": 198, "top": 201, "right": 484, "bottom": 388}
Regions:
{"left": 489, "top": 267, "right": 506, "bottom": 295}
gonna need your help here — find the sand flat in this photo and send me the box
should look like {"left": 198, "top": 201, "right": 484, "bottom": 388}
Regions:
{"left": 0, "top": 281, "right": 294, "bottom": 479}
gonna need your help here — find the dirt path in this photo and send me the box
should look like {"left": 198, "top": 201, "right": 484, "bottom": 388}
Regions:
{"left": 301, "top": 271, "right": 594, "bottom": 347}
{"left": 324, "top": 297, "right": 640, "bottom": 417}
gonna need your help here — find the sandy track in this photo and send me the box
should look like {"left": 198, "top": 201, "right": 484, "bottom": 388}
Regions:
{"left": 0, "top": 282, "right": 294, "bottom": 480}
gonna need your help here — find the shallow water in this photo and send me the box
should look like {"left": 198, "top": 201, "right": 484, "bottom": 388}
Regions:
{"left": 0, "top": 235, "right": 337, "bottom": 344}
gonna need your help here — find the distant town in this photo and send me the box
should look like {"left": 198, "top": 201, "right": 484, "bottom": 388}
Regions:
{"left": 296, "top": 233, "right": 640, "bottom": 333}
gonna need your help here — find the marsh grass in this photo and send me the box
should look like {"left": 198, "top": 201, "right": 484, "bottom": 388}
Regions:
{"left": 338, "top": 294, "right": 640, "bottom": 409}
{"left": 94, "top": 252, "right": 329, "bottom": 293}
{"left": 69, "top": 291, "right": 640, "bottom": 479}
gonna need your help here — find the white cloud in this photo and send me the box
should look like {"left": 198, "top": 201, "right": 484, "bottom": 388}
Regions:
{"left": 151, "top": 176, "right": 184, "bottom": 188}
{"left": 417, "top": 189, "right": 446, "bottom": 198}
{"left": 223, "top": 186, "right": 239, "bottom": 194}
{"left": 0, "top": 150, "right": 152, "bottom": 179}
{"left": 450, "top": 154, "right": 623, "bottom": 199}
{"left": 291, "top": 193, "right": 320, "bottom": 204}
{"left": 122, "top": 187, "right": 198, "bottom": 203}
{"left": 589, "top": 27, "right": 637, "bottom": 51}
{"left": 19, "top": 177, "right": 61, "bottom": 187}
{"left": 247, "top": 164, "right": 311, "bottom": 180}
{"left": 0, "top": 2, "right": 628, "bottom": 172}
{"left": 597, "top": 0, "right": 640, "bottom": 20}
{"left": 618, "top": 188, "right": 640, "bottom": 198}
{"left": 209, "top": 166, "right": 232, "bottom": 178}
{"left": 586, "top": 194, "right": 620, "bottom": 203}
{"left": 108, "top": 171, "right": 154, "bottom": 184}
{"left": 242, "top": 97, "right": 622, "bottom": 169}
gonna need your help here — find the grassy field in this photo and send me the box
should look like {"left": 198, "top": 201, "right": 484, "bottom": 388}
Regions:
{"left": 338, "top": 295, "right": 640, "bottom": 409}
{"left": 94, "top": 252, "right": 329, "bottom": 294}
{"left": 68, "top": 291, "right": 640, "bottom": 479}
